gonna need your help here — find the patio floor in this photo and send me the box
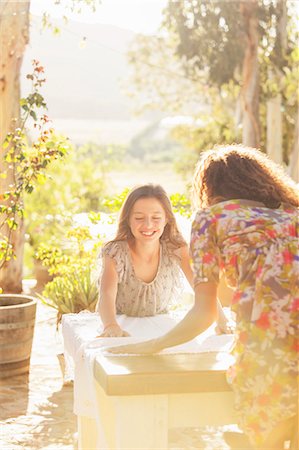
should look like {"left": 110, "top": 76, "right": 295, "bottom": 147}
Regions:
{"left": 0, "top": 283, "right": 234, "bottom": 450}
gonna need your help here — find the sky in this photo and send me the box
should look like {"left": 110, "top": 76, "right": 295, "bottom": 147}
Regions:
{"left": 30, "top": 0, "right": 168, "bottom": 34}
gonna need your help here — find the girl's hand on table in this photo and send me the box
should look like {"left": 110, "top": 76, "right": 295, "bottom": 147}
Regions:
{"left": 106, "top": 338, "right": 161, "bottom": 354}
{"left": 97, "top": 324, "right": 130, "bottom": 338}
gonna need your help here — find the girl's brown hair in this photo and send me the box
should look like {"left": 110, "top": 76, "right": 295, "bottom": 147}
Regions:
{"left": 192, "top": 145, "right": 299, "bottom": 209}
{"left": 108, "top": 184, "right": 186, "bottom": 248}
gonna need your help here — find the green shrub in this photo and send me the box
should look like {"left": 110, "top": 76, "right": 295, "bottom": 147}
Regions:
{"left": 37, "top": 224, "right": 102, "bottom": 325}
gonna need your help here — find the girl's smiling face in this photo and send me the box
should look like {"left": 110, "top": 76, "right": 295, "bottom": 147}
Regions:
{"left": 129, "top": 197, "right": 167, "bottom": 242}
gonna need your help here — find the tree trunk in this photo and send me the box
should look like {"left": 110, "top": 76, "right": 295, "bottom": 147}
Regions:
{"left": 0, "top": 1, "right": 30, "bottom": 293}
{"left": 266, "top": 0, "right": 287, "bottom": 165}
{"left": 240, "top": 0, "right": 260, "bottom": 148}
{"left": 288, "top": 113, "right": 299, "bottom": 182}
{"left": 267, "top": 91, "right": 283, "bottom": 164}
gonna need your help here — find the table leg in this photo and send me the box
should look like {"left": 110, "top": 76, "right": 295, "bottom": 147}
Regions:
{"left": 81, "top": 381, "right": 168, "bottom": 449}
{"left": 77, "top": 382, "right": 118, "bottom": 450}
{"left": 77, "top": 388, "right": 235, "bottom": 449}
{"left": 169, "top": 391, "right": 236, "bottom": 427}
{"left": 77, "top": 415, "right": 97, "bottom": 450}
{"left": 114, "top": 395, "right": 169, "bottom": 450}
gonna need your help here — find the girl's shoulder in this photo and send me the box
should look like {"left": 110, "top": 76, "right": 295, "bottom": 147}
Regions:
{"left": 162, "top": 239, "right": 187, "bottom": 261}
{"left": 102, "top": 240, "right": 127, "bottom": 258}
{"left": 101, "top": 240, "right": 127, "bottom": 280}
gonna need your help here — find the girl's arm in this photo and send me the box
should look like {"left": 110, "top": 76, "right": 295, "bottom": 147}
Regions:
{"left": 180, "top": 245, "right": 232, "bottom": 334}
{"left": 107, "top": 282, "right": 218, "bottom": 354}
{"left": 97, "top": 255, "right": 130, "bottom": 338}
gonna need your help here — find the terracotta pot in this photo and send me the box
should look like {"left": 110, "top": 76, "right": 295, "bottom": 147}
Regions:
{"left": 33, "top": 258, "right": 53, "bottom": 292}
{"left": 0, "top": 294, "right": 37, "bottom": 378}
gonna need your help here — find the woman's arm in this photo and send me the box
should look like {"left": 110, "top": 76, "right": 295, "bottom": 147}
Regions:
{"left": 107, "top": 282, "right": 218, "bottom": 354}
{"left": 179, "top": 244, "right": 194, "bottom": 288}
{"left": 180, "top": 245, "right": 231, "bottom": 334}
{"left": 97, "top": 255, "right": 130, "bottom": 337}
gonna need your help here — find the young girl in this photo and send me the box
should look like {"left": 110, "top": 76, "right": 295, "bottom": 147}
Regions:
{"left": 97, "top": 183, "right": 228, "bottom": 337}
{"left": 107, "top": 148, "right": 298, "bottom": 450}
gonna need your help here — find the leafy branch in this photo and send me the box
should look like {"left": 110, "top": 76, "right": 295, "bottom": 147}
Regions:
{"left": 0, "top": 60, "right": 69, "bottom": 271}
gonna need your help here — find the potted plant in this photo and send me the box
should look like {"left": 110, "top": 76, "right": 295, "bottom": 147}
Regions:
{"left": 25, "top": 207, "right": 71, "bottom": 291}
{"left": 37, "top": 223, "right": 101, "bottom": 325}
{"left": 0, "top": 294, "right": 38, "bottom": 378}
{"left": 36, "top": 222, "right": 101, "bottom": 382}
{"left": 0, "top": 61, "right": 68, "bottom": 378}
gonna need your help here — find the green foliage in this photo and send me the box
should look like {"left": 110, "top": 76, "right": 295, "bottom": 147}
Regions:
{"left": 165, "top": 0, "right": 245, "bottom": 86}
{"left": 165, "top": 1, "right": 297, "bottom": 88}
{"left": 39, "top": 264, "right": 98, "bottom": 325}
{"left": 170, "top": 193, "right": 191, "bottom": 218}
{"left": 41, "top": 0, "right": 101, "bottom": 33}
{"left": 53, "top": 0, "right": 101, "bottom": 13}
{"left": 173, "top": 84, "right": 241, "bottom": 177}
{"left": 37, "top": 225, "right": 102, "bottom": 324}
{"left": 101, "top": 188, "right": 130, "bottom": 214}
{"left": 167, "top": 0, "right": 298, "bottom": 161}
{"left": 126, "top": 0, "right": 298, "bottom": 167}
{"left": 76, "top": 142, "right": 126, "bottom": 210}
{"left": 24, "top": 141, "right": 125, "bottom": 256}
{"left": 0, "top": 61, "right": 68, "bottom": 275}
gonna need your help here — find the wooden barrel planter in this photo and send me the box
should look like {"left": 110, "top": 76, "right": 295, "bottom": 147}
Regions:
{"left": 0, "top": 294, "right": 37, "bottom": 378}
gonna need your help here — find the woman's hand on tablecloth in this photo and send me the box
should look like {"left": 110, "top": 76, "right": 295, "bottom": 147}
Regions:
{"left": 97, "top": 324, "right": 131, "bottom": 338}
{"left": 106, "top": 338, "right": 160, "bottom": 354}
{"left": 215, "top": 317, "right": 235, "bottom": 335}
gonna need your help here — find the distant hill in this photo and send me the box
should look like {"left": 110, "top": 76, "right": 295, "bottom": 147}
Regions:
{"left": 21, "top": 18, "right": 138, "bottom": 120}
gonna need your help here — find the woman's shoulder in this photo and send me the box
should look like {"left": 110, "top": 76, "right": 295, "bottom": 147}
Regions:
{"left": 192, "top": 206, "right": 216, "bottom": 225}
{"left": 193, "top": 199, "right": 265, "bottom": 221}
{"left": 101, "top": 241, "right": 127, "bottom": 280}
{"left": 102, "top": 240, "right": 127, "bottom": 258}
{"left": 281, "top": 203, "right": 299, "bottom": 214}
{"left": 162, "top": 240, "right": 187, "bottom": 261}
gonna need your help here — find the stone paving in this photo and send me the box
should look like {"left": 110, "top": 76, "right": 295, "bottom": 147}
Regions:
{"left": 0, "top": 291, "right": 234, "bottom": 450}
{"left": 0, "top": 297, "right": 76, "bottom": 450}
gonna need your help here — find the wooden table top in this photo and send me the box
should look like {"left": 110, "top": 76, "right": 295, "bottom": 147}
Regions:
{"left": 93, "top": 352, "right": 235, "bottom": 396}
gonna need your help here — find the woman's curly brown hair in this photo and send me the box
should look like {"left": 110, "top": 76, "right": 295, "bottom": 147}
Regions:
{"left": 192, "top": 145, "right": 299, "bottom": 209}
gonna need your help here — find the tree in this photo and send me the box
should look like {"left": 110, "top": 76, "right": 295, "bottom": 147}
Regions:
{"left": 0, "top": 0, "right": 100, "bottom": 293}
{"left": 240, "top": 0, "right": 260, "bottom": 147}
{"left": 125, "top": 0, "right": 298, "bottom": 178}
{"left": 164, "top": 0, "right": 261, "bottom": 146}
{"left": 266, "top": 0, "right": 287, "bottom": 164}
{"left": 164, "top": 0, "right": 298, "bottom": 151}
{"left": 0, "top": 61, "right": 69, "bottom": 292}
{"left": 0, "top": 1, "right": 30, "bottom": 292}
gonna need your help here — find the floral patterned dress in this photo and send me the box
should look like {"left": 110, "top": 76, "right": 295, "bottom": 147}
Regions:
{"left": 190, "top": 199, "right": 298, "bottom": 445}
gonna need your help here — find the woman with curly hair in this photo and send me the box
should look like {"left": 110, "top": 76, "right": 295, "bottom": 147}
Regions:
{"left": 108, "top": 146, "right": 298, "bottom": 449}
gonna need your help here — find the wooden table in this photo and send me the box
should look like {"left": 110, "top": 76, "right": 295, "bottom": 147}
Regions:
{"left": 78, "top": 351, "right": 236, "bottom": 450}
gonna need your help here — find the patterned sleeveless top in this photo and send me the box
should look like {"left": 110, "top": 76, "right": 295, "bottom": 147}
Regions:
{"left": 99, "top": 240, "right": 183, "bottom": 317}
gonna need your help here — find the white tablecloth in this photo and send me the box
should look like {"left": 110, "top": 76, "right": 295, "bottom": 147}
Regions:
{"left": 62, "top": 311, "right": 234, "bottom": 419}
